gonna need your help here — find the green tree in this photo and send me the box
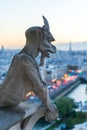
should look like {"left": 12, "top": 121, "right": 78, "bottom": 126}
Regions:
{"left": 55, "top": 97, "right": 77, "bottom": 121}
{"left": 47, "top": 97, "right": 87, "bottom": 130}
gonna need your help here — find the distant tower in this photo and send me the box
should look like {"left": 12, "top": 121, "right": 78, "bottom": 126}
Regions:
{"left": 69, "top": 41, "right": 72, "bottom": 52}
{"left": 1, "top": 45, "right": 4, "bottom": 51}
{"left": 69, "top": 41, "right": 72, "bottom": 65}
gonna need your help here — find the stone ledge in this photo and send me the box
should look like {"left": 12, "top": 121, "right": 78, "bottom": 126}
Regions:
{"left": 0, "top": 101, "right": 42, "bottom": 130}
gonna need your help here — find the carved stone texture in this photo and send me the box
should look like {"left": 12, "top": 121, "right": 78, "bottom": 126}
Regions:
{"left": 0, "top": 102, "right": 40, "bottom": 130}
{"left": 22, "top": 106, "right": 47, "bottom": 130}
{"left": 0, "top": 106, "right": 24, "bottom": 130}
{"left": 0, "top": 16, "right": 58, "bottom": 121}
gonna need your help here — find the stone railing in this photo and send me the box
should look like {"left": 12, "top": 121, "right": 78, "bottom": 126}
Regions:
{"left": 0, "top": 101, "right": 47, "bottom": 130}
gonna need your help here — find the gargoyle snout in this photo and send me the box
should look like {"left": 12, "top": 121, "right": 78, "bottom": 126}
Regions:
{"left": 49, "top": 44, "right": 56, "bottom": 53}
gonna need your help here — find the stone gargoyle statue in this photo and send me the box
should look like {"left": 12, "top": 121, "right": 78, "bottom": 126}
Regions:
{"left": 0, "top": 16, "right": 58, "bottom": 121}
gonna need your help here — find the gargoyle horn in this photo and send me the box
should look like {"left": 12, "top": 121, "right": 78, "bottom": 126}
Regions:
{"left": 42, "top": 15, "right": 50, "bottom": 30}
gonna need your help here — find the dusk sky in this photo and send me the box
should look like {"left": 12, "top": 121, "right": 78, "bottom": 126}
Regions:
{"left": 0, "top": 0, "right": 87, "bottom": 49}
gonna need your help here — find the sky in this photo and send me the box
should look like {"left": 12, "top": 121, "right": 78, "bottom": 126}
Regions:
{"left": 0, "top": 0, "right": 87, "bottom": 49}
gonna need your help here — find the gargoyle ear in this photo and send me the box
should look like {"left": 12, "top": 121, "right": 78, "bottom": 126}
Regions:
{"left": 36, "top": 28, "right": 44, "bottom": 39}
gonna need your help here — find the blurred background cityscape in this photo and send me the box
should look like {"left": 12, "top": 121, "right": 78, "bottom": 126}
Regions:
{"left": 1, "top": 42, "right": 87, "bottom": 129}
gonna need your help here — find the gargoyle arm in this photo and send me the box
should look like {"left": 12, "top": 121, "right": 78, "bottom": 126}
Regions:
{"left": 22, "top": 55, "right": 52, "bottom": 110}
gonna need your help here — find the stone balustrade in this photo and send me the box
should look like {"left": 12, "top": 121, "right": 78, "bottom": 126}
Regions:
{"left": 0, "top": 101, "right": 46, "bottom": 130}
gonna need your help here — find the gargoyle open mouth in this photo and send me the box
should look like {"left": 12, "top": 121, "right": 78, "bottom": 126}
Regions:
{"left": 46, "top": 45, "right": 56, "bottom": 56}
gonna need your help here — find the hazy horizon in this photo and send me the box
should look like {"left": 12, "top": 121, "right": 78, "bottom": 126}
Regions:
{"left": 1, "top": 42, "right": 87, "bottom": 51}
{"left": 56, "top": 42, "right": 87, "bottom": 51}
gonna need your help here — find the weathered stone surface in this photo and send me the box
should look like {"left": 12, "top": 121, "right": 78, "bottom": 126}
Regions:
{"left": 0, "top": 102, "right": 40, "bottom": 130}
{"left": 0, "top": 107, "right": 24, "bottom": 130}
{"left": 0, "top": 16, "right": 58, "bottom": 122}
{"left": 22, "top": 106, "right": 47, "bottom": 130}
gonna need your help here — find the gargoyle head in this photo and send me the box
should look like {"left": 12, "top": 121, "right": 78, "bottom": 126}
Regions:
{"left": 25, "top": 16, "right": 56, "bottom": 65}
{"left": 39, "top": 16, "right": 56, "bottom": 65}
